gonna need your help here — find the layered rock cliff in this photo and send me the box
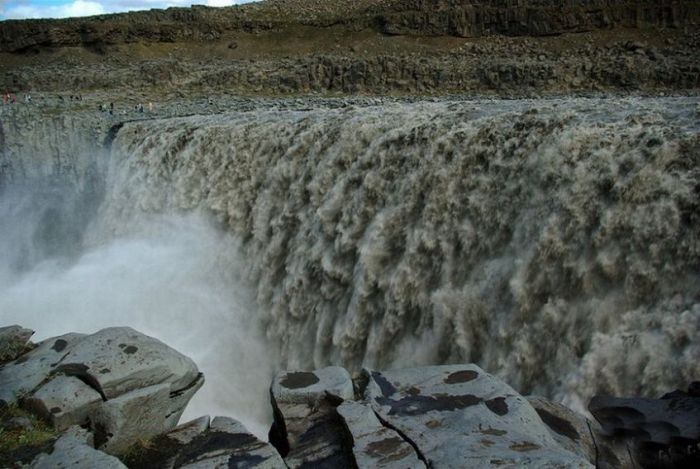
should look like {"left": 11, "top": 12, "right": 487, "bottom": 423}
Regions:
{"left": 1, "top": 0, "right": 699, "bottom": 53}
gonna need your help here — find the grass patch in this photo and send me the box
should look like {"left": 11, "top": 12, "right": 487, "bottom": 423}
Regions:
{"left": 0, "top": 405, "right": 56, "bottom": 467}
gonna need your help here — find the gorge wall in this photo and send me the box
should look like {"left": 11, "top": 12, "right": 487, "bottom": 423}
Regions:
{"left": 1, "top": 0, "right": 699, "bottom": 52}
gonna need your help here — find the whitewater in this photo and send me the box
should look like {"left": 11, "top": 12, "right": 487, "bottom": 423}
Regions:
{"left": 1, "top": 97, "right": 698, "bottom": 432}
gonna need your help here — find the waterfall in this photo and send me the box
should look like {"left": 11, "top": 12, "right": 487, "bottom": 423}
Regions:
{"left": 88, "top": 97, "right": 699, "bottom": 414}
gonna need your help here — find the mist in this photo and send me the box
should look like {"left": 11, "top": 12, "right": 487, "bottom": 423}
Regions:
{"left": 0, "top": 182, "right": 274, "bottom": 437}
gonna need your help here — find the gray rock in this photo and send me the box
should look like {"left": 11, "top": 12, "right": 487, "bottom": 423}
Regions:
{"left": 57, "top": 327, "right": 199, "bottom": 399}
{"left": 90, "top": 383, "right": 173, "bottom": 455}
{"left": 527, "top": 396, "right": 634, "bottom": 469}
{"left": 337, "top": 400, "right": 426, "bottom": 468}
{"left": 365, "top": 365, "right": 592, "bottom": 468}
{"left": 0, "top": 325, "right": 34, "bottom": 363}
{"left": 165, "top": 372, "right": 205, "bottom": 429}
{"left": 24, "top": 375, "right": 103, "bottom": 431}
{"left": 176, "top": 416, "right": 286, "bottom": 469}
{"left": 0, "top": 332, "right": 86, "bottom": 404}
{"left": 271, "top": 366, "right": 354, "bottom": 405}
{"left": 269, "top": 366, "right": 355, "bottom": 467}
{"left": 31, "top": 426, "right": 127, "bottom": 469}
{"left": 167, "top": 415, "right": 211, "bottom": 445}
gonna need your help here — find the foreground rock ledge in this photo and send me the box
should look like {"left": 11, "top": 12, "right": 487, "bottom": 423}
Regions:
{"left": 1, "top": 325, "right": 697, "bottom": 468}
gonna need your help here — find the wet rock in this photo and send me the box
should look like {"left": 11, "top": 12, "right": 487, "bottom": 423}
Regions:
{"left": 365, "top": 365, "right": 592, "bottom": 468}
{"left": 337, "top": 400, "right": 425, "bottom": 468}
{"left": 57, "top": 326, "right": 199, "bottom": 399}
{"left": 269, "top": 366, "right": 354, "bottom": 468}
{"left": 24, "top": 375, "right": 103, "bottom": 431}
{"left": 0, "top": 332, "right": 86, "bottom": 404}
{"left": 0, "top": 325, "right": 34, "bottom": 363}
{"left": 30, "top": 426, "right": 127, "bottom": 469}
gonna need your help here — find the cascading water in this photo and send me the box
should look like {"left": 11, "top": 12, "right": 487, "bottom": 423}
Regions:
{"left": 96, "top": 97, "right": 700, "bottom": 413}
{"left": 1, "top": 97, "right": 698, "bottom": 432}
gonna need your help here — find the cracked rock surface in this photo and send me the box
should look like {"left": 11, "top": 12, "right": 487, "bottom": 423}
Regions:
{"left": 269, "top": 366, "right": 355, "bottom": 468}
{"left": 0, "top": 327, "right": 202, "bottom": 456}
{"left": 363, "top": 364, "right": 593, "bottom": 468}
{"left": 124, "top": 415, "right": 285, "bottom": 469}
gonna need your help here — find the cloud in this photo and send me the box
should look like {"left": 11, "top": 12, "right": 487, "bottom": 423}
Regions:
{"left": 1, "top": 0, "right": 251, "bottom": 20}
{"left": 4, "top": 1, "right": 106, "bottom": 19}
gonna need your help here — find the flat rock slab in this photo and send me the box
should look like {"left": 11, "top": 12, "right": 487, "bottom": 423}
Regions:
{"left": 31, "top": 426, "right": 127, "bottom": 469}
{"left": 0, "top": 325, "right": 34, "bottom": 363}
{"left": 271, "top": 366, "right": 354, "bottom": 404}
{"left": 0, "top": 332, "right": 86, "bottom": 404}
{"left": 270, "top": 366, "right": 355, "bottom": 468}
{"left": 58, "top": 327, "right": 199, "bottom": 399}
{"left": 365, "top": 365, "right": 592, "bottom": 468}
{"left": 338, "top": 400, "right": 426, "bottom": 468}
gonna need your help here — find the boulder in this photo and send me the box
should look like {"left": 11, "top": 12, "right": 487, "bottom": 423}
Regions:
{"left": 269, "top": 366, "right": 355, "bottom": 468}
{"left": 0, "top": 332, "right": 86, "bottom": 404}
{"left": 0, "top": 325, "right": 34, "bottom": 363}
{"left": 124, "top": 416, "right": 285, "bottom": 468}
{"left": 31, "top": 426, "right": 127, "bottom": 469}
{"left": 364, "top": 365, "right": 592, "bottom": 468}
{"left": 337, "top": 400, "right": 426, "bottom": 468}
{"left": 56, "top": 327, "right": 199, "bottom": 399}
{"left": 89, "top": 372, "right": 204, "bottom": 455}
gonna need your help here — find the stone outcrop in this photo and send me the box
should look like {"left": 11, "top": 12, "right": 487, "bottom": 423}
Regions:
{"left": 0, "top": 327, "right": 203, "bottom": 455}
{"left": 1, "top": 324, "right": 695, "bottom": 469}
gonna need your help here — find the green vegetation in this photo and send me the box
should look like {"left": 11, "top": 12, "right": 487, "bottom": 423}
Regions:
{"left": 0, "top": 405, "right": 56, "bottom": 467}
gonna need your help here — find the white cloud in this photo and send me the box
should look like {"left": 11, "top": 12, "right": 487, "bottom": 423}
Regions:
{"left": 2, "top": 0, "right": 252, "bottom": 20}
{"left": 5, "top": 1, "right": 106, "bottom": 19}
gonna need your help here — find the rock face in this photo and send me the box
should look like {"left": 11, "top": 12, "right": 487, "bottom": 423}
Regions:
{"left": 269, "top": 366, "right": 355, "bottom": 467}
{"left": 337, "top": 400, "right": 426, "bottom": 468}
{"left": 1, "top": 0, "right": 698, "bottom": 52}
{"left": 123, "top": 415, "right": 285, "bottom": 469}
{"left": 0, "top": 327, "right": 202, "bottom": 455}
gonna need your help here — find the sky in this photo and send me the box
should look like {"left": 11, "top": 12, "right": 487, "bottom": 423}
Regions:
{"left": 0, "top": 0, "right": 256, "bottom": 20}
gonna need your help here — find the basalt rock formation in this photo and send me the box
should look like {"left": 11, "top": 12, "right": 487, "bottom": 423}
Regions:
{"left": 1, "top": 0, "right": 699, "bottom": 53}
{"left": 2, "top": 326, "right": 696, "bottom": 468}
{"left": 0, "top": 0, "right": 699, "bottom": 97}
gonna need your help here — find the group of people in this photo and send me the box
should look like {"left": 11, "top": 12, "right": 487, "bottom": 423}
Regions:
{"left": 98, "top": 102, "right": 154, "bottom": 116}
